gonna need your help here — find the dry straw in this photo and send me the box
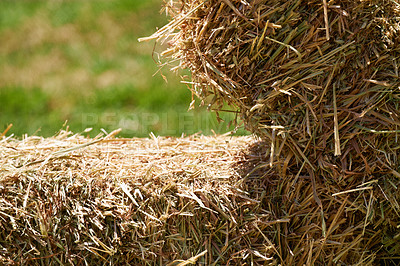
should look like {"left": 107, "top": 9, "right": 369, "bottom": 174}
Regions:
{"left": 0, "top": 129, "right": 399, "bottom": 264}
{"left": 0, "top": 129, "right": 253, "bottom": 264}
{"left": 138, "top": 0, "right": 400, "bottom": 264}
{"left": 141, "top": 0, "right": 400, "bottom": 179}
{"left": 0, "top": 0, "right": 400, "bottom": 265}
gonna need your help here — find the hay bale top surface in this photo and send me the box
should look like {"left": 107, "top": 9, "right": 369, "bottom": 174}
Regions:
{"left": 1, "top": 130, "right": 253, "bottom": 193}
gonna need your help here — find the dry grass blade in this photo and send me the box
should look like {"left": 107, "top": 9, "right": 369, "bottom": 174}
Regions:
{"left": 0, "top": 124, "right": 13, "bottom": 139}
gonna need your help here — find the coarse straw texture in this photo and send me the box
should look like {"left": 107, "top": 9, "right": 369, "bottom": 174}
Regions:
{"left": 137, "top": 0, "right": 400, "bottom": 263}
{"left": 0, "top": 130, "right": 399, "bottom": 265}
{"left": 0, "top": 130, "right": 247, "bottom": 265}
{"left": 142, "top": 0, "right": 400, "bottom": 180}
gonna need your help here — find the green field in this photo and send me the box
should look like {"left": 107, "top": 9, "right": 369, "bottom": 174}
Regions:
{"left": 0, "top": 0, "right": 248, "bottom": 137}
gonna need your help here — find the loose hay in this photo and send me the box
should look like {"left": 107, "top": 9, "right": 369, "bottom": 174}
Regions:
{"left": 0, "top": 130, "right": 399, "bottom": 265}
{"left": 142, "top": 0, "right": 400, "bottom": 179}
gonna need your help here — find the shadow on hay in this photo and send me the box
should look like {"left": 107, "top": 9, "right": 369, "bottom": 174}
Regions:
{"left": 233, "top": 140, "right": 400, "bottom": 265}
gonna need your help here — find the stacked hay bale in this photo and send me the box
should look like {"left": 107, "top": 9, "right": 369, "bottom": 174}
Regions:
{"left": 144, "top": 0, "right": 400, "bottom": 179}
{"left": 141, "top": 0, "right": 400, "bottom": 264}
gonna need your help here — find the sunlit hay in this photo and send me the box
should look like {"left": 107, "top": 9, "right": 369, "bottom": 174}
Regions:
{"left": 0, "top": 130, "right": 256, "bottom": 265}
{"left": 142, "top": 0, "right": 400, "bottom": 180}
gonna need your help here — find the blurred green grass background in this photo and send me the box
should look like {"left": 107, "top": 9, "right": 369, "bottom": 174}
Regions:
{"left": 0, "top": 0, "right": 247, "bottom": 138}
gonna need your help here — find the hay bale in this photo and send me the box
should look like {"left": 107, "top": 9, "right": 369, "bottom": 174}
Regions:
{"left": 137, "top": 0, "right": 400, "bottom": 263}
{"left": 0, "top": 131, "right": 399, "bottom": 264}
{"left": 142, "top": 0, "right": 400, "bottom": 179}
{"left": 0, "top": 131, "right": 254, "bottom": 265}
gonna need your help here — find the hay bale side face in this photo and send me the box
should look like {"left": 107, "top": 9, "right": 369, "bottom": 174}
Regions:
{"left": 155, "top": 0, "right": 400, "bottom": 178}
